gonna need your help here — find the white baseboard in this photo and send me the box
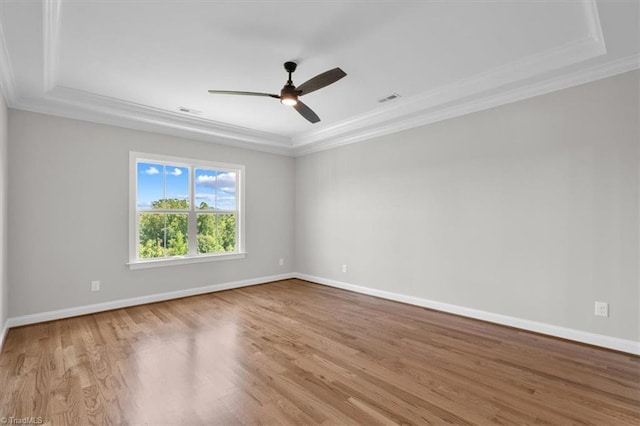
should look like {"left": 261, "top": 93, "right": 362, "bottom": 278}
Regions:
{"left": 0, "top": 319, "right": 8, "bottom": 353}
{"left": 295, "top": 273, "right": 640, "bottom": 356}
{"left": 4, "top": 272, "right": 638, "bottom": 356}
{"left": 6, "top": 273, "right": 295, "bottom": 329}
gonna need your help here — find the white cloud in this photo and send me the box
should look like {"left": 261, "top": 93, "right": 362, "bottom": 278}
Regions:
{"left": 195, "top": 193, "right": 215, "bottom": 202}
{"left": 195, "top": 192, "right": 236, "bottom": 210}
{"left": 196, "top": 172, "right": 236, "bottom": 194}
{"left": 195, "top": 193, "right": 236, "bottom": 201}
{"left": 145, "top": 166, "right": 160, "bottom": 175}
{"left": 167, "top": 167, "right": 183, "bottom": 176}
{"left": 196, "top": 175, "right": 216, "bottom": 185}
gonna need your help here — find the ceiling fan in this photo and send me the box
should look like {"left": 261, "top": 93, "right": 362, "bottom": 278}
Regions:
{"left": 208, "top": 62, "right": 346, "bottom": 124}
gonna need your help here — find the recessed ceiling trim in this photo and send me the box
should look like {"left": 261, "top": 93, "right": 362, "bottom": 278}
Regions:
{"left": 4, "top": 0, "right": 635, "bottom": 158}
{"left": 36, "top": 86, "right": 290, "bottom": 153}
{"left": 292, "top": 0, "right": 606, "bottom": 149}
{"left": 292, "top": 10, "right": 607, "bottom": 149}
{"left": 0, "top": 24, "right": 17, "bottom": 105}
{"left": 43, "top": 0, "right": 62, "bottom": 92}
{"left": 12, "top": 91, "right": 294, "bottom": 156}
{"left": 46, "top": 85, "right": 291, "bottom": 146}
{"left": 582, "top": 0, "right": 606, "bottom": 48}
{"left": 292, "top": 53, "right": 640, "bottom": 157}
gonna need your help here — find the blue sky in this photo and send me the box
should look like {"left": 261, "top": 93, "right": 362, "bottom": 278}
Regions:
{"left": 137, "top": 162, "right": 236, "bottom": 210}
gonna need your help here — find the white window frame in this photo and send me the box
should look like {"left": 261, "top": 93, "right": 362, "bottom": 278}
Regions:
{"left": 128, "top": 152, "right": 246, "bottom": 269}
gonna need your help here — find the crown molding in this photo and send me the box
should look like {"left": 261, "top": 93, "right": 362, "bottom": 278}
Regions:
{"left": 292, "top": 53, "right": 640, "bottom": 156}
{"left": 47, "top": 86, "right": 291, "bottom": 147}
{"left": 292, "top": 3, "right": 607, "bottom": 152}
{"left": 0, "top": 23, "right": 17, "bottom": 105}
{"left": 292, "top": 0, "right": 606, "bottom": 152}
{"left": 14, "top": 86, "right": 293, "bottom": 155}
{"left": 6, "top": 0, "right": 636, "bottom": 158}
{"left": 13, "top": 0, "right": 290, "bottom": 155}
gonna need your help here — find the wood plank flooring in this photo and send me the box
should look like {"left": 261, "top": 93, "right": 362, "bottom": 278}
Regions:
{"left": 1, "top": 279, "right": 638, "bottom": 425}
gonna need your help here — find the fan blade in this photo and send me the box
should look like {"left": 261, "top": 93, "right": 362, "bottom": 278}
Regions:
{"left": 296, "top": 68, "right": 346, "bottom": 96}
{"left": 293, "top": 100, "right": 320, "bottom": 123}
{"left": 208, "top": 90, "right": 280, "bottom": 99}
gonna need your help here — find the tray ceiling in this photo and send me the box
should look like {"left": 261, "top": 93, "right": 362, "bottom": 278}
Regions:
{"left": 0, "top": 0, "right": 638, "bottom": 155}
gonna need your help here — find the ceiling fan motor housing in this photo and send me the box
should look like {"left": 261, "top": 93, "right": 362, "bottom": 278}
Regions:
{"left": 280, "top": 84, "right": 298, "bottom": 105}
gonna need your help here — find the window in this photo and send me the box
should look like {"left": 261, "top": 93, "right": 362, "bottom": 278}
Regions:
{"left": 129, "top": 152, "right": 245, "bottom": 269}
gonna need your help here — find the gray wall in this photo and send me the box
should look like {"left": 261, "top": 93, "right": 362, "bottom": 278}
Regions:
{"left": 8, "top": 111, "right": 295, "bottom": 317}
{"left": 5, "top": 71, "right": 639, "bottom": 344}
{"left": 0, "top": 89, "right": 7, "bottom": 331}
{"left": 295, "top": 71, "right": 639, "bottom": 341}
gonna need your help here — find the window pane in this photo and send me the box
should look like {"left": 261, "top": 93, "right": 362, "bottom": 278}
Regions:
{"left": 164, "top": 165, "right": 189, "bottom": 209}
{"left": 139, "top": 213, "right": 188, "bottom": 258}
{"left": 215, "top": 171, "right": 237, "bottom": 211}
{"left": 194, "top": 168, "right": 217, "bottom": 210}
{"left": 217, "top": 213, "right": 236, "bottom": 252}
{"left": 197, "top": 213, "right": 236, "bottom": 254}
{"left": 137, "top": 162, "right": 189, "bottom": 209}
{"left": 195, "top": 169, "right": 237, "bottom": 211}
{"left": 137, "top": 162, "right": 164, "bottom": 209}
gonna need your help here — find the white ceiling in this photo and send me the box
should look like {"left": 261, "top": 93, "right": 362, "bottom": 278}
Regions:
{"left": 0, "top": 0, "right": 638, "bottom": 155}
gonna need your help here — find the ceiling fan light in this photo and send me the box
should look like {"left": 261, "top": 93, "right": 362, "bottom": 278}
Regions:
{"left": 281, "top": 94, "right": 297, "bottom": 106}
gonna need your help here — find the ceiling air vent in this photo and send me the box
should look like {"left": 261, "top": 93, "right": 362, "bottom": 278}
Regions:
{"left": 178, "top": 106, "right": 202, "bottom": 115}
{"left": 378, "top": 93, "right": 401, "bottom": 103}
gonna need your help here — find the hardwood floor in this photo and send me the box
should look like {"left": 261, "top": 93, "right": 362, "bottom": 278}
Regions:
{"left": 1, "top": 279, "right": 638, "bottom": 425}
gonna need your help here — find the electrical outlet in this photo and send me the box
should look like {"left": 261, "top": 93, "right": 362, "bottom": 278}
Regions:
{"left": 594, "top": 301, "right": 609, "bottom": 317}
{"left": 91, "top": 280, "right": 100, "bottom": 292}
{"left": 279, "top": 258, "right": 284, "bottom": 266}
{"left": 342, "top": 264, "right": 347, "bottom": 273}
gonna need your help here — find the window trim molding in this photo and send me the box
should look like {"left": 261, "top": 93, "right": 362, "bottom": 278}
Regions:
{"left": 126, "top": 252, "right": 247, "bottom": 270}
{"left": 128, "top": 151, "right": 246, "bottom": 269}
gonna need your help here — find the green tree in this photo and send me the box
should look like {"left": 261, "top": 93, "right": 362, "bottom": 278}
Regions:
{"left": 196, "top": 213, "right": 236, "bottom": 254}
{"left": 138, "top": 198, "right": 188, "bottom": 258}
{"left": 138, "top": 198, "right": 236, "bottom": 258}
{"left": 218, "top": 214, "right": 236, "bottom": 251}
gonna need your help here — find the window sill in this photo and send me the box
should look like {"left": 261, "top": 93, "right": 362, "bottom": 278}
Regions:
{"left": 127, "top": 252, "right": 247, "bottom": 270}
